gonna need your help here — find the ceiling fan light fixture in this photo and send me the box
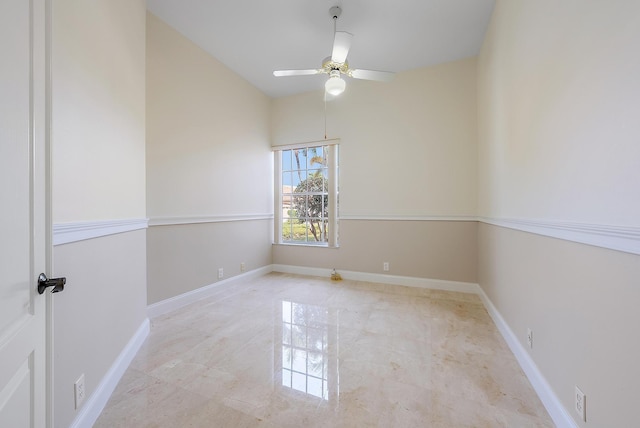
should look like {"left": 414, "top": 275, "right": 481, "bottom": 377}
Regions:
{"left": 325, "top": 70, "right": 346, "bottom": 96}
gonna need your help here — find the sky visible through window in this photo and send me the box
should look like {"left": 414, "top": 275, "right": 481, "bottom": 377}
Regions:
{"left": 281, "top": 147, "right": 327, "bottom": 187}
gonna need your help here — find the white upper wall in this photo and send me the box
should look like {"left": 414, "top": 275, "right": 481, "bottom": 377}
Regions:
{"left": 477, "top": 0, "right": 640, "bottom": 226}
{"left": 52, "top": 0, "right": 146, "bottom": 223}
{"left": 271, "top": 58, "right": 478, "bottom": 218}
{"left": 146, "top": 13, "right": 272, "bottom": 218}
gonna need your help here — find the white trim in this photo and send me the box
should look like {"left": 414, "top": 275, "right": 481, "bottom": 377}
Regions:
{"left": 479, "top": 217, "right": 640, "bottom": 256}
{"left": 274, "top": 152, "right": 283, "bottom": 244}
{"left": 328, "top": 144, "right": 339, "bottom": 247}
{"left": 53, "top": 218, "right": 148, "bottom": 246}
{"left": 272, "top": 138, "right": 340, "bottom": 151}
{"left": 477, "top": 288, "right": 578, "bottom": 428}
{"left": 148, "top": 214, "right": 273, "bottom": 227}
{"left": 69, "top": 318, "right": 150, "bottom": 428}
{"left": 271, "top": 264, "right": 480, "bottom": 294}
{"left": 51, "top": 216, "right": 639, "bottom": 253}
{"left": 147, "top": 266, "right": 273, "bottom": 318}
{"left": 339, "top": 214, "right": 477, "bottom": 222}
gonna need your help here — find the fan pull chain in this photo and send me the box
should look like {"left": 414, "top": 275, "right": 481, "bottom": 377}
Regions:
{"left": 324, "top": 94, "right": 328, "bottom": 140}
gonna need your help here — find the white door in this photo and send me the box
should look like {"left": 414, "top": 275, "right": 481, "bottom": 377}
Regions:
{"left": 0, "top": 0, "right": 49, "bottom": 427}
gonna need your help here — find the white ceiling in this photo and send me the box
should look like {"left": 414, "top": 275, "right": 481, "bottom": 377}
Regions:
{"left": 146, "top": 0, "right": 495, "bottom": 98}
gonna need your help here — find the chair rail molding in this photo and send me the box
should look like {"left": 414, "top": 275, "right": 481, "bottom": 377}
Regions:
{"left": 148, "top": 213, "right": 273, "bottom": 227}
{"left": 53, "top": 218, "right": 148, "bottom": 246}
{"left": 479, "top": 217, "right": 640, "bottom": 256}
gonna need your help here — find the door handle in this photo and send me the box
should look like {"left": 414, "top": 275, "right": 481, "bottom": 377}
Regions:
{"left": 37, "top": 273, "right": 66, "bottom": 294}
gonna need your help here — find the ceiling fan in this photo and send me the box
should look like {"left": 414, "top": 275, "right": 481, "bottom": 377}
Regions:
{"left": 273, "top": 6, "right": 395, "bottom": 96}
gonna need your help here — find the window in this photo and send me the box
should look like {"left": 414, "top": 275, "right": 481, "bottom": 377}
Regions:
{"left": 274, "top": 141, "right": 338, "bottom": 247}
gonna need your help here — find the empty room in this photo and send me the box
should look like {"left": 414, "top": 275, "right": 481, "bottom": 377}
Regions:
{"left": 1, "top": 1, "right": 638, "bottom": 427}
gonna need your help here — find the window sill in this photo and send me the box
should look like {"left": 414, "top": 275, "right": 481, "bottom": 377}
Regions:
{"left": 273, "top": 242, "right": 340, "bottom": 249}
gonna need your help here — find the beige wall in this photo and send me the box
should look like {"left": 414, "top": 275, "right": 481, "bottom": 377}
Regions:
{"left": 146, "top": 13, "right": 272, "bottom": 218}
{"left": 147, "top": 221, "right": 272, "bottom": 304}
{"left": 51, "top": 1, "right": 147, "bottom": 427}
{"left": 273, "top": 220, "right": 477, "bottom": 284}
{"left": 146, "top": 13, "right": 273, "bottom": 302}
{"left": 52, "top": 231, "right": 147, "bottom": 428}
{"left": 271, "top": 58, "right": 478, "bottom": 282}
{"left": 52, "top": 0, "right": 146, "bottom": 223}
{"left": 477, "top": 0, "right": 640, "bottom": 225}
{"left": 477, "top": 1, "right": 640, "bottom": 426}
{"left": 272, "top": 58, "right": 478, "bottom": 218}
{"left": 479, "top": 224, "right": 640, "bottom": 427}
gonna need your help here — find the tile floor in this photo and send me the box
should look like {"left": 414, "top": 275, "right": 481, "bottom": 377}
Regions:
{"left": 94, "top": 273, "right": 554, "bottom": 427}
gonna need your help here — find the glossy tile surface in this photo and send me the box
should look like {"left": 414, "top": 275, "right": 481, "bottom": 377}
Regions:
{"left": 95, "top": 273, "right": 554, "bottom": 427}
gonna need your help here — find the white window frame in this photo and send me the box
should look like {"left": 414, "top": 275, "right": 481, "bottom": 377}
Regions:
{"left": 274, "top": 139, "right": 339, "bottom": 247}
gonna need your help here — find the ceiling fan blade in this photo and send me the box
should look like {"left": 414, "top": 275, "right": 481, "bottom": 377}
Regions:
{"left": 331, "top": 31, "right": 353, "bottom": 63}
{"left": 350, "top": 69, "right": 395, "bottom": 82}
{"left": 273, "top": 69, "right": 321, "bottom": 77}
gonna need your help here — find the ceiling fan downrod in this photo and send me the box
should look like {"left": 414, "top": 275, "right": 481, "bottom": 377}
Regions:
{"left": 330, "top": 6, "right": 341, "bottom": 33}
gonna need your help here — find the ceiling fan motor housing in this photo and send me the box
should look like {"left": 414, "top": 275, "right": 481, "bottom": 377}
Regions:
{"left": 322, "top": 56, "right": 349, "bottom": 74}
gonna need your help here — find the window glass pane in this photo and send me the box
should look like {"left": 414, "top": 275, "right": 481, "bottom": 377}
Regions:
{"left": 308, "top": 169, "right": 322, "bottom": 180}
{"left": 282, "top": 220, "right": 293, "bottom": 241}
{"left": 292, "top": 171, "right": 307, "bottom": 192}
{"left": 282, "top": 150, "right": 292, "bottom": 171}
{"left": 282, "top": 172, "right": 292, "bottom": 190}
{"left": 282, "top": 202, "right": 292, "bottom": 218}
{"left": 292, "top": 149, "right": 308, "bottom": 171}
{"left": 307, "top": 147, "right": 325, "bottom": 168}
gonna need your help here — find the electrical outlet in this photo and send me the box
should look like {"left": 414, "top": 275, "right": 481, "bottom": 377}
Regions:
{"left": 527, "top": 328, "right": 533, "bottom": 349}
{"left": 218, "top": 268, "right": 223, "bottom": 279}
{"left": 74, "top": 374, "right": 85, "bottom": 409}
{"left": 240, "top": 262, "right": 246, "bottom": 272}
{"left": 383, "top": 262, "right": 389, "bottom": 272}
{"left": 575, "top": 386, "right": 586, "bottom": 421}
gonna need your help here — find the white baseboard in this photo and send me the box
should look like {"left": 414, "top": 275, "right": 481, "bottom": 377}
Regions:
{"left": 69, "top": 318, "right": 150, "bottom": 428}
{"left": 477, "top": 288, "right": 578, "bottom": 428}
{"left": 147, "top": 265, "right": 273, "bottom": 318}
{"left": 271, "top": 264, "right": 480, "bottom": 294}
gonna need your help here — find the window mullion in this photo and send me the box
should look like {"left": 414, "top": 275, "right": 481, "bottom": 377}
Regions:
{"left": 327, "top": 144, "right": 338, "bottom": 247}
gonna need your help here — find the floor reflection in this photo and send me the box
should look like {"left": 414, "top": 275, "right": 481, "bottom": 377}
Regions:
{"left": 94, "top": 274, "right": 555, "bottom": 427}
{"left": 277, "top": 300, "right": 338, "bottom": 402}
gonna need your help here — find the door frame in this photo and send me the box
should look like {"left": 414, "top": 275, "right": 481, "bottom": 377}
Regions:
{"left": 41, "top": 0, "right": 54, "bottom": 426}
